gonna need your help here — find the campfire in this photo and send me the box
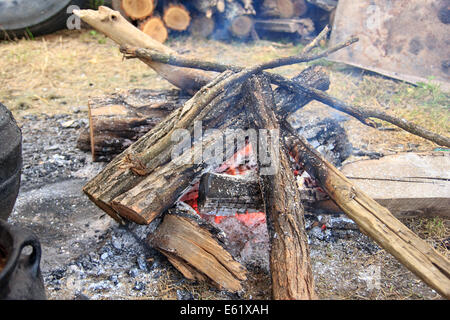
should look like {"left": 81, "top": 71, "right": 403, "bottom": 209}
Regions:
{"left": 72, "top": 6, "right": 450, "bottom": 300}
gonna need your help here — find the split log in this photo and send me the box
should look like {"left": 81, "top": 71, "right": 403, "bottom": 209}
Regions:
{"left": 148, "top": 204, "right": 247, "bottom": 292}
{"left": 189, "top": 15, "right": 215, "bottom": 38}
{"left": 83, "top": 70, "right": 248, "bottom": 224}
{"left": 253, "top": 18, "right": 315, "bottom": 37}
{"left": 121, "top": 0, "right": 156, "bottom": 20}
{"left": 163, "top": 4, "right": 191, "bottom": 31}
{"left": 282, "top": 122, "right": 450, "bottom": 299}
{"left": 76, "top": 89, "right": 189, "bottom": 162}
{"left": 243, "top": 75, "right": 316, "bottom": 300}
{"left": 74, "top": 6, "right": 214, "bottom": 93}
{"left": 139, "top": 16, "right": 168, "bottom": 43}
{"left": 260, "top": 0, "right": 296, "bottom": 18}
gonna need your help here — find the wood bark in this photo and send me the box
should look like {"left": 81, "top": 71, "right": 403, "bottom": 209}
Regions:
{"left": 121, "top": 0, "right": 156, "bottom": 20}
{"left": 74, "top": 6, "right": 214, "bottom": 93}
{"left": 148, "top": 205, "right": 247, "bottom": 292}
{"left": 77, "top": 65, "right": 329, "bottom": 161}
{"left": 281, "top": 122, "right": 450, "bottom": 299}
{"left": 83, "top": 71, "right": 247, "bottom": 224}
{"left": 139, "top": 16, "right": 168, "bottom": 43}
{"left": 77, "top": 89, "right": 189, "bottom": 162}
{"left": 163, "top": 4, "right": 191, "bottom": 31}
{"left": 243, "top": 75, "right": 316, "bottom": 300}
{"left": 198, "top": 172, "right": 264, "bottom": 215}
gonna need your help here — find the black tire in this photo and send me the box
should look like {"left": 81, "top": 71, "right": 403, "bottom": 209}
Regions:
{"left": 0, "top": 103, "right": 22, "bottom": 221}
{"left": 0, "top": 0, "right": 87, "bottom": 39}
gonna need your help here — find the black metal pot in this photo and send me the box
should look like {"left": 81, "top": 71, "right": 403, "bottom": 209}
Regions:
{"left": 0, "top": 102, "right": 22, "bottom": 221}
{"left": 0, "top": 220, "right": 46, "bottom": 300}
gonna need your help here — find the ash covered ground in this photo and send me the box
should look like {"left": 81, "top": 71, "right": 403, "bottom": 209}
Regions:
{"left": 7, "top": 112, "right": 443, "bottom": 300}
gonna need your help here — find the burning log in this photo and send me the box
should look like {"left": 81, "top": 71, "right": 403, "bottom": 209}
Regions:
{"left": 148, "top": 204, "right": 247, "bottom": 292}
{"left": 198, "top": 172, "right": 264, "bottom": 215}
{"left": 139, "top": 16, "right": 169, "bottom": 43}
{"left": 243, "top": 75, "right": 316, "bottom": 299}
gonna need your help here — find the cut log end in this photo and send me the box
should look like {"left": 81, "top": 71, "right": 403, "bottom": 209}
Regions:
{"left": 163, "top": 4, "right": 191, "bottom": 31}
{"left": 230, "top": 16, "right": 254, "bottom": 38}
{"left": 190, "top": 16, "right": 215, "bottom": 38}
{"left": 121, "top": 0, "right": 156, "bottom": 20}
{"left": 140, "top": 16, "right": 168, "bottom": 43}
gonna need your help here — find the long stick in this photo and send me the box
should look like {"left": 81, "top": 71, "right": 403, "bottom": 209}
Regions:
{"left": 281, "top": 120, "right": 450, "bottom": 299}
{"left": 121, "top": 46, "right": 450, "bottom": 147}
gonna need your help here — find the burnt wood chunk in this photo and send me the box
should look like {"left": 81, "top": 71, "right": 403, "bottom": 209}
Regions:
{"left": 244, "top": 75, "right": 317, "bottom": 300}
{"left": 198, "top": 172, "right": 263, "bottom": 215}
{"left": 148, "top": 205, "right": 247, "bottom": 292}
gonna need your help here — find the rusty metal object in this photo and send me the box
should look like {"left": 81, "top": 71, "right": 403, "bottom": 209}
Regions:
{"left": 329, "top": 0, "right": 450, "bottom": 91}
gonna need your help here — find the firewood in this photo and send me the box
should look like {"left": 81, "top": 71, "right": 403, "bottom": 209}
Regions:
{"left": 253, "top": 18, "right": 315, "bottom": 37}
{"left": 198, "top": 172, "right": 264, "bottom": 215}
{"left": 163, "top": 4, "right": 191, "bottom": 31}
{"left": 243, "top": 75, "right": 316, "bottom": 300}
{"left": 198, "top": 155, "right": 450, "bottom": 219}
{"left": 76, "top": 89, "right": 189, "bottom": 162}
{"left": 140, "top": 16, "right": 168, "bottom": 43}
{"left": 77, "top": 65, "right": 329, "bottom": 161}
{"left": 260, "top": 0, "right": 296, "bottom": 18}
{"left": 148, "top": 204, "right": 247, "bottom": 292}
{"left": 224, "top": 1, "right": 254, "bottom": 38}
{"left": 230, "top": 15, "right": 254, "bottom": 38}
{"left": 281, "top": 122, "right": 450, "bottom": 299}
{"left": 189, "top": 15, "right": 215, "bottom": 38}
{"left": 121, "top": 0, "right": 156, "bottom": 20}
{"left": 74, "top": 6, "right": 213, "bottom": 94}
{"left": 83, "top": 71, "right": 248, "bottom": 224}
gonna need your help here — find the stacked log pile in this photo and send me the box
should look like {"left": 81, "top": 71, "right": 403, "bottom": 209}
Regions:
{"left": 110, "top": 0, "right": 337, "bottom": 42}
{"left": 73, "top": 7, "right": 450, "bottom": 299}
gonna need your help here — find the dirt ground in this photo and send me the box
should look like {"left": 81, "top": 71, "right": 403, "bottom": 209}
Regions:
{"left": 1, "top": 29, "right": 449, "bottom": 300}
